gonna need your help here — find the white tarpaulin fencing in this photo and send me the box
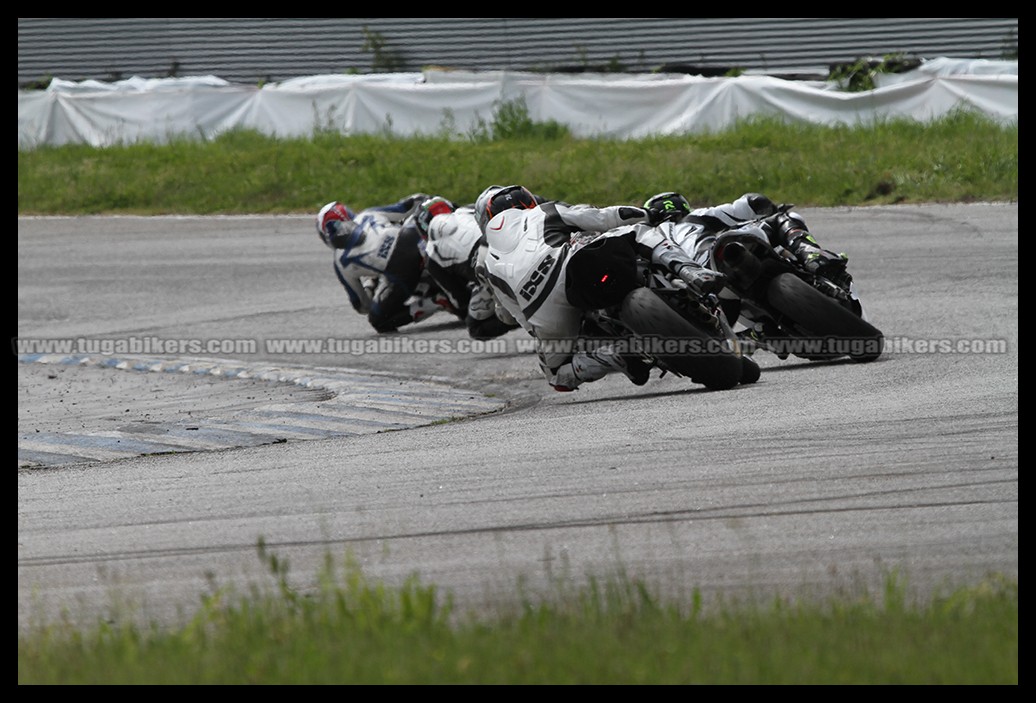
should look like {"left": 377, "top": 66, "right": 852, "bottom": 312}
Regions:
{"left": 18, "top": 58, "right": 1017, "bottom": 149}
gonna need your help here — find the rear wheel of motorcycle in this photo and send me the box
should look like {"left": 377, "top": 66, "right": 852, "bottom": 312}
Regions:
{"left": 767, "top": 273, "right": 884, "bottom": 363}
{"left": 619, "top": 287, "right": 744, "bottom": 390}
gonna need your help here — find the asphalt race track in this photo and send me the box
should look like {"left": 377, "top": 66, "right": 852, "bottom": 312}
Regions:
{"left": 17, "top": 204, "right": 1018, "bottom": 631}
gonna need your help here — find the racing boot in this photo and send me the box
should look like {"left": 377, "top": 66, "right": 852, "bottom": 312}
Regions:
{"left": 408, "top": 296, "right": 443, "bottom": 323}
{"left": 676, "top": 263, "right": 727, "bottom": 296}
{"left": 408, "top": 285, "right": 465, "bottom": 323}
{"left": 802, "top": 249, "right": 852, "bottom": 289}
{"left": 650, "top": 239, "right": 727, "bottom": 296}
{"left": 736, "top": 320, "right": 789, "bottom": 360}
{"left": 792, "top": 241, "right": 852, "bottom": 289}
{"left": 564, "top": 344, "right": 652, "bottom": 388}
{"left": 767, "top": 212, "right": 852, "bottom": 288}
{"left": 433, "top": 290, "right": 466, "bottom": 321}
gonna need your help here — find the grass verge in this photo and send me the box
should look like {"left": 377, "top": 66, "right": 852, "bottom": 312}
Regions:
{"left": 18, "top": 542, "right": 1018, "bottom": 684}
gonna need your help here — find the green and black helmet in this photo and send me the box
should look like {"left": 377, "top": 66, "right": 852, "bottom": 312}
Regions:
{"left": 643, "top": 191, "right": 692, "bottom": 223}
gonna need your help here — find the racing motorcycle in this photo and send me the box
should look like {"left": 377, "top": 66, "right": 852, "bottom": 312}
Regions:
{"left": 566, "top": 230, "right": 760, "bottom": 391}
{"left": 706, "top": 209, "right": 884, "bottom": 364}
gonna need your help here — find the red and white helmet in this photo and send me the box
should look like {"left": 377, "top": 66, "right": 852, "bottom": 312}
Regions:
{"left": 415, "top": 196, "right": 456, "bottom": 240}
{"left": 316, "top": 201, "right": 362, "bottom": 250}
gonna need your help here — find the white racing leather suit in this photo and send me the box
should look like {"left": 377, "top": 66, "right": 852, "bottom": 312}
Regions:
{"left": 424, "top": 206, "right": 519, "bottom": 339}
{"left": 664, "top": 192, "right": 853, "bottom": 321}
{"left": 482, "top": 201, "right": 699, "bottom": 391}
{"left": 664, "top": 192, "right": 779, "bottom": 268}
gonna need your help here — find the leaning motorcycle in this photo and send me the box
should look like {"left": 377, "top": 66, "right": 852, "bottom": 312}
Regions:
{"left": 706, "top": 213, "right": 884, "bottom": 364}
{"left": 565, "top": 231, "right": 760, "bottom": 391}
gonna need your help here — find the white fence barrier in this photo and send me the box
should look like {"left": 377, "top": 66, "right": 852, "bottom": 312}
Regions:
{"left": 18, "top": 58, "right": 1017, "bottom": 149}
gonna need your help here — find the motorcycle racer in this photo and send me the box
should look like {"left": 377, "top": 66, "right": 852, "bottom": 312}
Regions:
{"left": 316, "top": 193, "right": 457, "bottom": 333}
{"left": 476, "top": 184, "right": 727, "bottom": 392}
{"left": 413, "top": 195, "right": 522, "bottom": 340}
{"left": 645, "top": 191, "right": 852, "bottom": 289}
{"left": 644, "top": 191, "right": 855, "bottom": 354}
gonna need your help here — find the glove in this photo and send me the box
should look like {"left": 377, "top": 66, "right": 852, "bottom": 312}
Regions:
{"left": 646, "top": 206, "right": 685, "bottom": 226}
{"left": 361, "top": 277, "right": 378, "bottom": 299}
{"left": 402, "top": 192, "right": 431, "bottom": 210}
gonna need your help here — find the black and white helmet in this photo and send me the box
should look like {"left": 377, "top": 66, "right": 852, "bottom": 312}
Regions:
{"left": 476, "top": 184, "right": 538, "bottom": 232}
{"left": 473, "top": 185, "right": 505, "bottom": 233}
{"left": 643, "top": 191, "right": 691, "bottom": 223}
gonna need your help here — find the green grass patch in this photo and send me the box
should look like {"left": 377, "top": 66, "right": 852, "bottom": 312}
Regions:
{"left": 18, "top": 110, "right": 1016, "bottom": 216}
{"left": 18, "top": 542, "right": 1017, "bottom": 684}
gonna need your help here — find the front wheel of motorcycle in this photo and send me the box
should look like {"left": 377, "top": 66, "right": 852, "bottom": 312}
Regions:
{"left": 618, "top": 287, "right": 745, "bottom": 391}
{"left": 767, "top": 273, "right": 884, "bottom": 363}
{"left": 739, "top": 356, "right": 761, "bottom": 384}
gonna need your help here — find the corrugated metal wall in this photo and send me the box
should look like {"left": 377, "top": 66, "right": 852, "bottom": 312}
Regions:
{"left": 18, "top": 17, "right": 1019, "bottom": 87}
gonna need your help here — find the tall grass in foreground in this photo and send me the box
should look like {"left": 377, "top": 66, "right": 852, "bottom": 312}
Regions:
{"left": 18, "top": 546, "right": 1018, "bottom": 684}
{"left": 17, "top": 110, "right": 1016, "bottom": 216}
